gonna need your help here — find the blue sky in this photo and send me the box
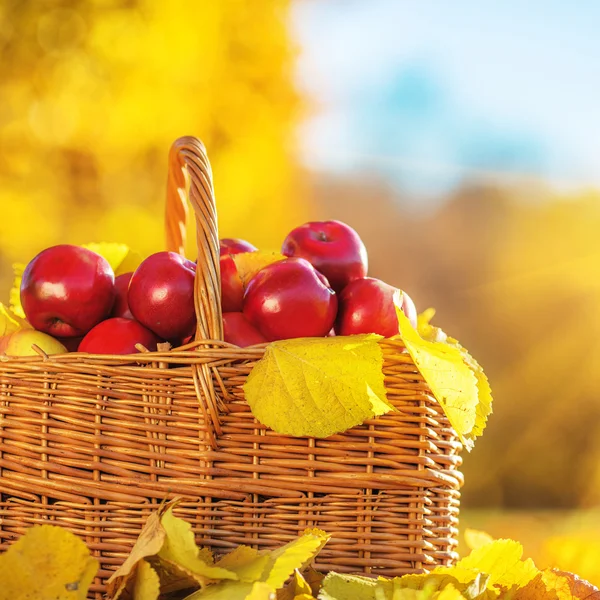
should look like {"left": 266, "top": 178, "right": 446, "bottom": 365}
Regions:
{"left": 292, "top": 0, "right": 600, "bottom": 196}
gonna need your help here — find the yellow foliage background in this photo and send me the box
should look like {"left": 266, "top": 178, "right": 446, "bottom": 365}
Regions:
{"left": 2, "top": 0, "right": 600, "bottom": 583}
{"left": 0, "top": 0, "right": 307, "bottom": 277}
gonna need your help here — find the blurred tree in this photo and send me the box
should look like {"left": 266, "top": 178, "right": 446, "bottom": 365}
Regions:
{"left": 0, "top": 0, "right": 305, "bottom": 296}
{"left": 310, "top": 174, "right": 600, "bottom": 509}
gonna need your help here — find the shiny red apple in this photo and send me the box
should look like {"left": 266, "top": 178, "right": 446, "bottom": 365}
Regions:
{"left": 128, "top": 251, "right": 197, "bottom": 341}
{"left": 220, "top": 254, "right": 244, "bottom": 312}
{"left": 243, "top": 257, "right": 337, "bottom": 341}
{"left": 281, "top": 220, "right": 368, "bottom": 293}
{"left": 336, "top": 277, "right": 417, "bottom": 337}
{"left": 220, "top": 238, "right": 257, "bottom": 256}
{"left": 20, "top": 244, "right": 115, "bottom": 337}
{"left": 223, "top": 312, "right": 267, "bottom": 347}
{"left": 79, "top": 317, "right": 160, "bottom": 354}
{"left": 110, "top": 272, "right": 134, "bottom": 319}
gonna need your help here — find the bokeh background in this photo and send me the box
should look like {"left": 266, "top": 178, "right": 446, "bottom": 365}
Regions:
{"left": 2, "top": 0, "right": 600, "bottom": 581}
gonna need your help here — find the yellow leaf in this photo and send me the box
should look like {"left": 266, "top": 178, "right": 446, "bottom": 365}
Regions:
{"left": 318, "top": 572, "right": 379, "bottom": 599}
{"left": 215, "top": 546, "right": 270, "bottom": 582}
{"left": 394, "top": 571, "right": 482, "bottom": 599}
{"left": 293, "top": 569, "right": 315, "bottom": 596}
{"left": 184, "top": 580, "right": 276, "bottom": 600}
{"left": 247, "top": 582, "right": 278, "bottom": 600}
{"left": 113, "top": 248, "right": 145, "bottom": 276}
{"left": 9, "top": 263, "right": 26, "bottom": 319}
{"left": 436, "top": 584, "right": 470, "bottom": 600}
{"left": 541, "top": 535, "right": 600, "bottom": 588}
{"left": 416, "top": 309, "right": 493, "bottom": 444}
{"left": 454, "top": 539, "right": 538, "bottom": 590}
{"left": 303, "top": 567, "right": 325, "bottom": 596}
{"left": 133, "top": 560, "right": 160, "bottom": 600}
{"left": 232, "top": 251, "right": 286, "bottom": 288}
{"left": 464, "top": 529, "right": 496, "bottom": 552}
{"left": 82, "top": 242, "right": 138, "bottom": 274}
{"left": 451, "top": 342, "right": 492, "bottom": 440}
{"left": 396, "top": 307, "right": 479, "bottom": 450}
{"left": 375, "top": 581, "right": 468, "bottom": 600}
{"left": 0, "top": 302, "right": 29, "bottom": 336}
{"left": 244, "top": 335, "right": 392, "bottom": 438}
{"left": 264, "top": 529, "right": 330, "bottom": 590}
{"left": 107, "top": 509, "right": 167, "bottom": 598}
{"left": 541, "top": 569, "right": 600, "bottom": 600}
{"left": 417, "top": 308, "right": 448, "bottom": 344}
{"left": 199, "top": 547, "right": 216, "bottom": 565}
{"left": 157, "top": 506, "right": 237, "bottom": 585}
{"left": 0, "top": 525, "right": 98, "bottom": 600}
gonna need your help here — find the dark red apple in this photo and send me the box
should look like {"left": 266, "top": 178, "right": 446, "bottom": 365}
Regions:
{"left": 336, "top": 277, "right": 417, "bottom": 337}
{"left": 128, "top": 251, "right": 196, "bottom": 341}
{"left": 111, "top": 272, "right": 134, "bottom": 319}
{"left": 243, "top": 257, "right": 337, "bottom": 341}
{"left": 223, "top": 312, "right": 268, "bottom": 347}
{"left": 220, "top": 238, "right": 257, "bottom": 256}
{"left": 79, "top": 317, "right": 160, "bottom": 354}
{"left": 62, "top": 336, "right": 84, "bottom": 352}
{"left": 20, "top": 244, "right": 115, "bottom": 337}
{"left": 281, "top": 220, "right": 368, "bottom": 293}
{"left": 220, "top": 254, "right": 244, "bottom": 312}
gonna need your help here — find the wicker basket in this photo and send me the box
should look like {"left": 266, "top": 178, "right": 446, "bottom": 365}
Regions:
{"left": 0, "top": 137, "right": 463, "bottom": 598}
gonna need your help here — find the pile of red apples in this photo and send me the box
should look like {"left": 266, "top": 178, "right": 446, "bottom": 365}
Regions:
{"left": 18, "top": 221, "right": 417, "bottom": 354}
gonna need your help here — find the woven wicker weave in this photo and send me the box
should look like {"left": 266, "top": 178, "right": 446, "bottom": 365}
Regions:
{"left": 0, "top": 137, "right": 463, "bottom": 598}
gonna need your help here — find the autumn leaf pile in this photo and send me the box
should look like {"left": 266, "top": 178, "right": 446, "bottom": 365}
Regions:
{"left": 0, "top": 502, "right": 598, "bottom": 600}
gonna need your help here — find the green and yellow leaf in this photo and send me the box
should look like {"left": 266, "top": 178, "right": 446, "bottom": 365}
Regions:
{"left": 244, "top": 335, "right": 392, "bottom": 438}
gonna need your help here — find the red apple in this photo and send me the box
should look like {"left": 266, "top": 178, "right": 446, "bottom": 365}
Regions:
{"left": 220, "top": 254, "right": 244, "bottom": 312}
{"left": 243, "top": 257, "right": 337, "bottom": 341}
{"left": 128, "top": 251, "right": 196, "bottom": 341}
{"left": 336, "top": 278, "right": 418, "bottom": 337}
{"left": 220, "top": 238, "right": 257, "bottom": 256}
{"left": 111, "top": 272, "right": 134, "bottom": 319}
{"left": 79, "top": 317, "right": 160, "bottom": 355}
{"left": 20, "top": 244, "right": 115, "bottom": 337}
{"left": 223, "top": 312, "right": 268, "bottom": 347}
{"left": 281, "top": 220, "right": 368, "bottom": 293}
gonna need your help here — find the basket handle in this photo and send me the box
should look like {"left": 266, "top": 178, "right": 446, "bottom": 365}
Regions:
{"left": 165, "top": 136, "right": 223, "bottom": 342}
